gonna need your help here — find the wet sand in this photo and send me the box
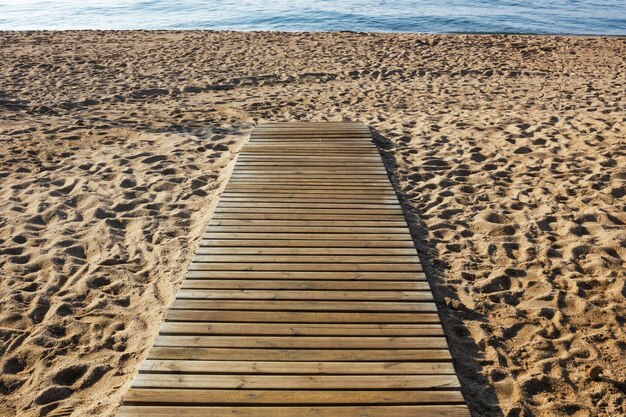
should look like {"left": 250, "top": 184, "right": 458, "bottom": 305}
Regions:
{"left": 0, "top": 31, "right": 625, "bottom": 417}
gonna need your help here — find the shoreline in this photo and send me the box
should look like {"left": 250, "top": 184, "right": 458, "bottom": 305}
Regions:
{"left": 2, "top": 29, "right": 626, "bottom": 37}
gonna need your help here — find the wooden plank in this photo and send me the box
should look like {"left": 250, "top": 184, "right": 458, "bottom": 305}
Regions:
{"left": 232, "top": 160, "right": 387, "bottom": 168}
{"left": 250, "top": 136, "right": 372, "bottom": 139}
{"left": 250, "top": 137, "right": 373, "bottom": 140}
{"left": 158, "top": 322, "right": 443, "bottom": 336}
{"left": 240, "top": 152, "right": 378, "bottom": 155}
{"left": 118, "top": 405, "right": 470, "bottom": 417}
{"left": 131, "top": 374, "right": 460, "bottom": 389}
{"left": 139, "top": 359, "right": 452, "bottom": 374}
{"left": 243, "top": 133, "right": 378, "bottom": 135}
{"left": 244, "top": 147, "right": 375, "bottom": 150}
{"left": 187, "top": 263, "right": 422, "bottom": 272}
{"left": 237, "top": 151, "right": 379, "bottom": 155}
{"left": 228, "top": 179, "right": 390, "bottom": 183}
{"left": 195, "top": 247, "right": 417, "bottom": 255}
{"left": 235, "top": 157, "right": 383, "bottom": 162}
{"left": 252, "top": 126, "right": 370, "bottom": 130}
{"left": 253, "top": 127, "right": 370, "bottom": 130}
{"left": 240, "top": 149, "right": 379, "bottom": 152}
{"left": 230, "top": 170, "right": 387, "bottom": 175}
{"left": 238, "top": 154, "right": 381, "bottom": 158}
{"left": 206, "top": 221, "right": 407, "bottom": 229}
{"left": 223, "top": 185, "right": 395, "bottom": 192}
{"left": 247, "top": 134, "right": 372, "bottom": 136}
{"left": 153, "top": 336, "right": 448, "bottom": 349}
{"left": 237, "top": 160, "right": 381, "bottom": 164}
{"left": 202, "top": 235, "right": 413, "bottom": 242}
{"left": 213, "top": 208, "right": 405, "bottom": 215}
{"left": 218, "top": 199, "right": 400, "bottom": 205}
{"left": 243, "top": 145, "right": 376, "bottom": 149}
{"left": 165, "top": 310, "right": 440, "bottom": 324}
{"left": 251, "top": 134, "right": 372, "bottom": 137}
{"left": 226, "top": 180, "right": 391, "bottom": 185}
{"left": 218, "top": 195, "right": 396, "bottom": 201}
{"left": 249, "top": 139, "right": 373, "bottom": 143}
{"left": 234, "top": 159, "right": 380, "bottom": 168}
{"left": 248, "top": 141, "right": 376, "bottom": 144}
{"left": 175, "top": 289, "right": 431, "bottom": 301}
{"left": 148, "top": 347, "right": 451, "bottom": 361}
{"left": 229, "top": 176, "right": 391, "bottom": 181}
{"left": 210, "top": 213, "right": 405, "bottom": 220}
{"left": 249, "top": 138, "right": 374, "bottom": 141}
{"left": 250, "top": 131, "right": 372, "bottom": 134}
{"left": 202, "top": 227, "right": 410, "bottom": 235}
{"left": 171, "top": 300, "right": 436, "bottom": 312}
{"left": 252, "top": 130, "right": 371, "bottom": 134}
{"left": 223, "top": 186, "right": 394, "bottom": 192}
{"left": 239, "top": 151, "right": 380, "bottom": 155}
{"left": 185, "top": 270, "right": 427, "bottom": 279}
{"left": 220, "top": 193, "right": 398, "bottom": 199}
{"left": 254, "top": 125, "right": 368, "bottom": 127}
{"left": 124, "top": 389, "right": 465, "bottom": 404}
{"left": 222, "top": 184, "right": 398, "bottom": 189}
{"left": 249, "top": 139, "right": 373, "bottom": 142}
{"left": 230, "top": 172, "right": 388, "bottom": 177}
{"left": 227, "top": 182, "right": 392, "bottom": 187}
{"left": 180, "top": 280, "right": 431, "bottom": 290}
{"left": 215, "top": 202, "right": 400, "bottom": 208}
{"left": 225, "top": 183, "right": 395, "bottom": 188}
{"left": 224, "top": 189, "right": 398, "bottom": 194}
{"left": 192, "top": 254, "right": 420, "bottom": 263}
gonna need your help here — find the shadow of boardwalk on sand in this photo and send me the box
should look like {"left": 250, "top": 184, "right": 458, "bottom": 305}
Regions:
{"left": 373, "top": 129, "right": 504, "bottom": 417}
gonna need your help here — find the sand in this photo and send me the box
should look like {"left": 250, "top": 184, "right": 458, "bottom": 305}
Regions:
{"left": 0, "top": 31, "right": 625, "bottom": 417}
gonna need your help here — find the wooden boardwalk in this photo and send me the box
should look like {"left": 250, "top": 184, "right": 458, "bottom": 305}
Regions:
{"left": 118, "top": 122, "right": 470, "bottom": 417}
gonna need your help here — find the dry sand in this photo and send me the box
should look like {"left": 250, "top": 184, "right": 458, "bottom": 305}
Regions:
{"left": 0, "top": 31, "right": 625, "bottom": 417}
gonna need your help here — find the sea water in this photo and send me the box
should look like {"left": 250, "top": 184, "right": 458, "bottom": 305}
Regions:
{"left": 0, "top": 0, "right": 624, "bottom": 34}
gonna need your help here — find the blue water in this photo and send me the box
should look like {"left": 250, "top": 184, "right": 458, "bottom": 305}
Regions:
{"left": 0, "top": 0, "right": 624, "bottom": 34}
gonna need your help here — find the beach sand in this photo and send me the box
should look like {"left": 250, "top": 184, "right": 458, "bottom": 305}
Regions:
{"left": 0, "top": 31, "right": 624, "bottom": 417}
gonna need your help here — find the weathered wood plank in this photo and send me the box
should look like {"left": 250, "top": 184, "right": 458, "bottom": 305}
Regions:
{"left": 218, "top": 199, "right": 400, "bottom": 205}
{"left": 202, "top": 234, "right": 414, "bottom": 242}
{"left": 187, "top": 264, "right": 422, "bottom": 273}
{"left": 118, "top": 405, "right": 471, "bottom": 417}
{"left": 138, "top": 360, "right": 452, "bottom": 374}
{"left": 153, "top": 335, "right": 448, "bottom": 349}
{"left": 213, "top": 208, "right": 405, "bottom": 215}
{"left": 202, "top": 227, "right": 410, "bottom": 235}
{"left": 197, "top": 234, "right": 410, "bottom": 244}
{"left": 165, "top": 310, "right": 441, "bottom": 323}
{"left": 210, "top": 213, "right": 405, "bottom": 220}
{"left": 132, "top": 374, "right": 460, "bottom": 389}
{"left": 180, "top": 280, "right": 430, "bottom": 290}
{"left": 124, "top": 389, "right": 465, "bottom": 404}
{"left": 195, "top": 246, "right": 416, "bottom": 254}
{"left": 175, "top": 289, "right": 432, "bottom": 301}
{"left": 192, "top": 255, "right": 420, "bottom": 263}
{"left": 158, "top": 322, "right": 443, "bottom": 336}
{"left": 187, "top": 263, "right": 422, "bottom": 272}
{"left": 148, "top": 347, "right": 452, "bottom": 361}
{"left": 171, "top": 300, "right": 436, "bottom": 312}
{"left": 185, "top": 270, "right": 426, "bottom": 279}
